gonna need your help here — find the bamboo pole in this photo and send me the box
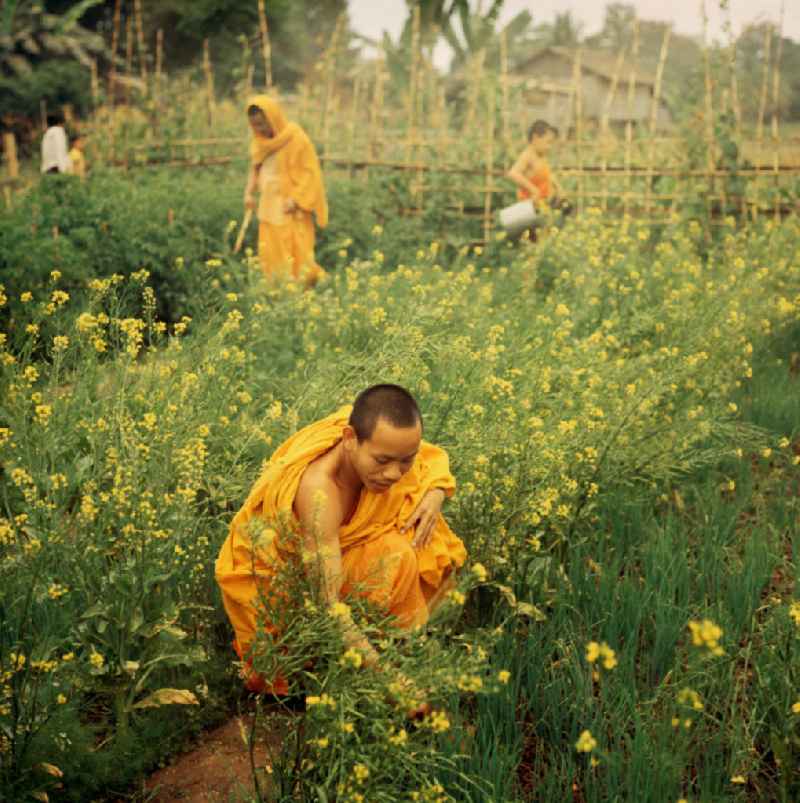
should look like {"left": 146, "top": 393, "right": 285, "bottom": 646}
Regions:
{"left": 645, "top": 26, "right": 671, "bottom": 215}
{"left": 134, "top": 0, "right": 147, "bottom": 83}
{"left": 754, "top": 24, "right": 772, "bottom": 219}
{"left": 154, "top": 29, "right": 163, "bottom": 106}
{"left": 771, "top": 7, "right": 784, "bottom": 221}
{"left": 407, "top": 4, "right": 422, "bottom": 210}
{"left": 573, "top": 48, "right": 584, "bottom": 215}
{"left": 368, "top": 59, "right": 386, "bottom": 165}
{"left": 109, "top": 0, "right": 122, "bottom": 105}
{"left": 499, "top": 28, "right": 510, "bottom": 160}
{"left": 3, "top": 133, "right": 19, "bottom": 209}
{"left": 463, "top": 49, "right": 485, "bottom": 135}
{"left": 257, "top": 0, "right": 273, "bottom": 89}
{"left": 203, "top": 38, "right": 215, "bottom": 126}
{"left": 347, "top": 74, "right": 363, "bottom": 170}
{"left": 700, "top": 0, "right": 715, "bottom": 228}
{"left": 623, "top": 20, "right": 639, "bottom": 219}
{"left": 124, "top": 14, "right": 133, "bottom": 108}
{"left": 755, "top": 25, "right": 771, "bottom": 146}
{"left": 483, "top": 82, "right": 495, "bottom": 243}
{"left": 320, "top": 14, "right": 345, "bottom": 155}
{"left": 89, "top": 58, "right": 99, "bottom": 109}
{"left": 599, "top": 46, "right": 626, "bottom": 212}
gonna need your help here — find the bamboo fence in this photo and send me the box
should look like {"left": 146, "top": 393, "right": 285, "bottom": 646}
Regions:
{"left": 3, "top": 6, "right": 800, "bottom": 233}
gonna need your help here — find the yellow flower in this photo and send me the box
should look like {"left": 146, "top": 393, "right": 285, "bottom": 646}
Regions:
{"left": 447, "top": 590, "right": 466, "bottom": 605}
{"left": 575, "top": 729, "right": 597, "bottom": 753}
{"left": 791, "top": 701, "right": 800, "bottom": 714}
{"left": 471, "top": 562, "right": 488, "bottom": 582}
{"left": 20, "top": 292, "right": 32, "bottom": 303}
{"left": 428, "top": 710, "right": 450, "bottom": 732}
{"left": 340, "top": 648, "right": 363, "bottom": 669}
{"left": 687, "top": 618, "right": 724, "bottom": 656}
{"left": 497, "top": 670, "right": 511, "bottom": 684}
{"left": 57, "top": 694, "right": 67, "bottom": 704}
{"left": 388, "top": 727, "right": 408, "bottom": 746}
{"left": 353, "top": 762, "right": 370, "bottom": 782}
{"left": 730, "top": 775, "right": 746, "bottom": 785}
{"left": 89, "top": 651, "right": 104, "bottom": 668}
{"left": 329, "top": 601, "right": 352, "bottom": 621}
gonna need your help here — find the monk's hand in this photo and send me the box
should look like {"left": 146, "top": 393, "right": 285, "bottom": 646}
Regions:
{"left": 244, "top": 193, "right": 257, "bottom": 211}
{"left": 283, "top": 198, "right": 297, "bottom": 213}
{"left": 402, "top": 488, "right": 446, "bottom": 550}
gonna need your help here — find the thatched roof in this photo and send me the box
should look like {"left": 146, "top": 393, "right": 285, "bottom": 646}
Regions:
{"left": 514, "top": 46, "right": 658, "bottom": 88}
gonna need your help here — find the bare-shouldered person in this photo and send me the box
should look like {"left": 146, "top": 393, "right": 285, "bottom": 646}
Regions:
{"left": 216, "top": 384, "right": 467, "bottom": 693}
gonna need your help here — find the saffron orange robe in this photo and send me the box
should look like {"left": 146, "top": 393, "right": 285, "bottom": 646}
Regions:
{"left": 215, "top": 406, "right": 467, "bottom": 691}
{"left": 247, "top": 95, "right": 327, "bottom": 284}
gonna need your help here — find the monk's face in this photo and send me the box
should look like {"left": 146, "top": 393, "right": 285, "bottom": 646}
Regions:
{"left": 345, "top": 417, "right": 422, "bottom": 493}
{"left": 248, "top": 109, "right": 274, "bottom": 138}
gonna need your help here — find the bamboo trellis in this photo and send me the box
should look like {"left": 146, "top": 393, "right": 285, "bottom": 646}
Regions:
{"left": 5, "top": 7, "right": 800, "bottom": 235}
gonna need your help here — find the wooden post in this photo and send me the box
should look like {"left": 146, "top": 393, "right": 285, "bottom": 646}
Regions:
{"left": 700, "top": 0, "right": 715, "bottom": 228}
{"left": 406, "top": 4, "right": 422, "bottom": 210}
{"left": 109, "top": 0, "right": 122, "bottom": 105}
{"left": 203, "top": 38, "right": 215, "bottom": 126}
{"left": 347, "top": 73, "right": 363, "bottom": 172}
{"left": 257, "top": 0, "right": 273, "bottom": 89}
{"left": 483, "top": 83, "right": 495, "bottom": 243}
{"left": 499, "top": 28, "right": 510, "bottom": 161}
{"left": 770, "top": 13, "right": 784, "bottom": 222}
{"left": 154, "top": 29, "right": 163, "bottom": 106}
{"left": 124, "top": 14, "right": 133, "bottom": 107}
{"left": 600, "top": 47, "right": 625, "bottom": 211}
{"left": 89, "top": 58, "right": 99, "bottom": 109}
{"left": 134, "top": 0, "right": 148, "bottom": 83}
{"left": 40, "top": 99, "right": 47, "bottom": 133}
{"left": 753, "top": 24, "right": 772, "bottom": 219}
{"left": 623, "top": 20, "right": 639, "bottom": 219}
{"left": 573, "top": 48, "right": 584, "bottom": 215}
{"left": 368, "top": 58, "right": 386, "bottom": 165}
{"left": 645, "top": 26, "right": 671, "bottom": 216}
{"left": 3, "top": 133, "right": 18, "bottom": 209}
{"left": 463, "top": 49, "right": 485, "bottom": 135}
{"left": 321, "top": 13, "right": 345, "bottom": 156}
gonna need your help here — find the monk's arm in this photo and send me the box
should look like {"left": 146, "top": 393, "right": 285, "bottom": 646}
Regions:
{"left": 294, "top": 479, "right": 379, "bottom": 665}
{"left": 418, "top": 441, "right": 456, "bottom": 497}
{"left": 288, "top": 140, "right": 324, "bottom": 212}
{"left": 244, "top": 164, "right": 259, "bottom": 210}
{"left": 507, "top": 151, "right": 539, "bottom": 200}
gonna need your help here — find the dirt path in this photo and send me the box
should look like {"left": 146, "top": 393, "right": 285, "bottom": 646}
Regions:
{"left": 140, "top": 712, "right": 279, "bottom": 803}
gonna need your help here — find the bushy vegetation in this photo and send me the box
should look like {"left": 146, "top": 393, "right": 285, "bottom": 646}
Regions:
{"left": 0, "top": 162, "right": 799, "bottom": 801}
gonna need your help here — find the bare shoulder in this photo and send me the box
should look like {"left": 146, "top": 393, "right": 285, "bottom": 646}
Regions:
{"left": 295, "top": 462, "right": 343, "bottom": 526}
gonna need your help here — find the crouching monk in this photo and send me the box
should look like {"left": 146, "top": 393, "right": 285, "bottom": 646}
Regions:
{"left": 215, "top": 384, "right": 467, "bottom": 693}
{"left": 244, "top": 94, "right": 328, "bottom": 285}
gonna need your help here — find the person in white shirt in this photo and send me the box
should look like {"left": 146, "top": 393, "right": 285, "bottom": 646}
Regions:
{"left": 40, "top": 114, "right": 73, "bottom": 175}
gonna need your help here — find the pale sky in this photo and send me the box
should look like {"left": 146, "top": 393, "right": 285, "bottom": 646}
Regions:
{"left": 349, "top": 0, "right": 799, "bottom": 67}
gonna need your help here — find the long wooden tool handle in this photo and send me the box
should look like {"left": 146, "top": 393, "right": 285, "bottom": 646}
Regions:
{"left": 233, "top": 209, "right": 253, "bottom": 254}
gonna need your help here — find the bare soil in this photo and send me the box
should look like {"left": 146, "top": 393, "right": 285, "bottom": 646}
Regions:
{"left": 137, "top": 712, "right": 278, "bottom": 803}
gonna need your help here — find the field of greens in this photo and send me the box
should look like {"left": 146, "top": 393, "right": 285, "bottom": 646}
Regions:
{"left": 1, "top": 165, "right": 799, "bottom": 802}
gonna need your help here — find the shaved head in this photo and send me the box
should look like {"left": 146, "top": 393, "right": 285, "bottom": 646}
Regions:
{"left": 349, "top": 384, "right": 422, "bottom": 442}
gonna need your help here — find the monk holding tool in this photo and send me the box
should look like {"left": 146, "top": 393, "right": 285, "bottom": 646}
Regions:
{"left": 243, "top": 95, "right": 328, "bottom": 285}
{"left": 215, "top": 385, "right": 466, "bottom": 694}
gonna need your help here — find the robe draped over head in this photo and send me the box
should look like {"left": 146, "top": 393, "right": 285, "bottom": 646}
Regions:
{"left": 247, "top": 94, "right": 328, "bottom": 228}
{"left": 215, "top": 405, "right": 466, "bottom": 676}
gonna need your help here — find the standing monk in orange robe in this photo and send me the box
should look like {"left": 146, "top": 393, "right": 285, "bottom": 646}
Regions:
{"left": 215, "top": 385, "right": 467, "bottom": 693}
{"left": 243, "top": 95, "right": 328, "bottom": 285}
